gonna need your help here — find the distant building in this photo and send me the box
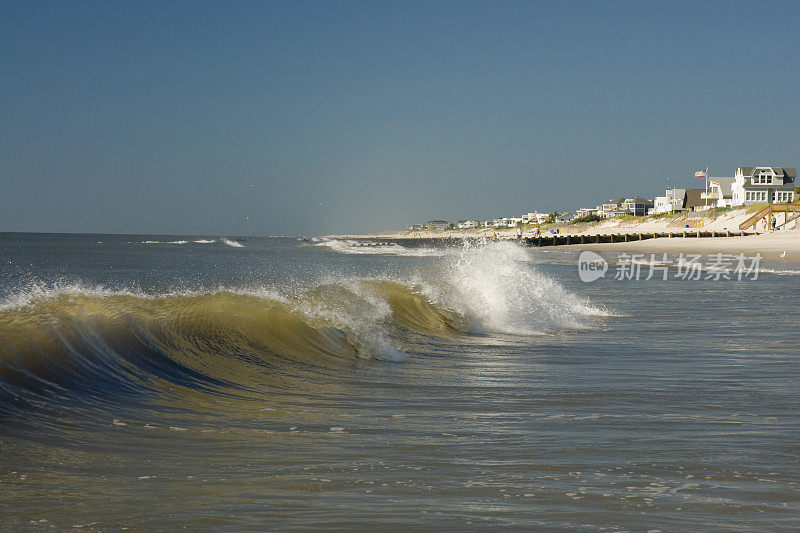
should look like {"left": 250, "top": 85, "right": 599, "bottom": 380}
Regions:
{"left": 457, "top": 220, "right": 482, "bottom": 229}
{"left": 650, "top": 188, "right": 686, "bottom": 214}
{"left": 683, "top": 189, "right": 708, "bottom": 211}
{"left": 599, "top": 198, "right": 627, "bottom": 218}
{"left": 427, "top": 220, "right": 450, "bottom": 230}
{"left": 701, "top": 177, "right": 735, "bottom": 208}
{"left": 489, "top": 218, "right": 512, "bottom": 228}
{"left": 599, "top": 197, "right": 653, "bottom": 217}
{"left": 575, "top": 207, "right": 599, "bottom": 219}
{"left": 731, "top": 166, "right": 796, "bottom": 206}
{"left": 622, "top": 197, "right": 654, "bottom": 216}
{"left": 521, "top": 212, "right": 549, "bottom": 224}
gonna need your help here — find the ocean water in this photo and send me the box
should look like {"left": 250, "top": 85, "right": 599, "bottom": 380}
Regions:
{"left": 0, "top": 233, "right": 797, "bottom": 530}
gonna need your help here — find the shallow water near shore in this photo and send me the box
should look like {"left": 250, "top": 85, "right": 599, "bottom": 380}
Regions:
{"left": 1, "top": 233, "right": 797, "bottom": 530}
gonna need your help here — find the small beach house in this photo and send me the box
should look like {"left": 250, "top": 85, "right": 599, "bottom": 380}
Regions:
{"left": 427, "top": 220, "right": 450, "bottom": 230}
{"left": 599, "top": 197, "right": 653, "bottom": 218}
{"left": 522, "top": 212, "right": 549, "bottom": 224}
{"left": 701, "top": 177, "right": 735, "bottom": 208}
{"left": 650, "top": 188, "right": 687, "bottom": 214}
{"left": 683, "top": 189, "right": 709, "bottom": 211}
{"left": 599, "top": 198, "right": 627, "bottom": 218}
{"left": 457, "top": 220, "right": 482, "bottom": 229}
{"left": 575, "top": 207, "right": 599, "bottom": 219}
{"left": 622, "top": 197, "right": 654, "bottom": 216}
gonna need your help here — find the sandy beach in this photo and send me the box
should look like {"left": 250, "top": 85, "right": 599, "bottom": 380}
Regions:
{"left": 566, "top": 231, "right": 800, "bottom": 261}
{"left": 331, "top": 207, "right": 800, "bottom": 260}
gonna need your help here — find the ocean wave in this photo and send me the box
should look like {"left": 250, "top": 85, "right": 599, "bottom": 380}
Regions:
{"left": 758, "top": 267, "right": 800, "bottom": 276}
{"left": 140, "top": 239, "right": 225, "bottom": 246}
{"left": 221, "top": 238, "right": 244, "bottom": 248}
{"left": 0, "top": 242, "right": 608, "bottom": 409}
{"left": 315, "top": 238, "right": 451, "bottom": 257}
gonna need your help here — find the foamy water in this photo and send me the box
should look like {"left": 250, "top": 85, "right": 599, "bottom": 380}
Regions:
{"left": 315, "top": 238, "right": 452, "bottom": 256}
{"left": 221, "top": 237, "right": 244, "bottom": 247}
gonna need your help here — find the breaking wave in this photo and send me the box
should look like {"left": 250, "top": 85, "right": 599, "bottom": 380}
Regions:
{"left": 0, "top": 242, "right": 607, "bottom": 410}
{"left": 315, "top": 238, "right": 451, "bottom": 257}
{"left": 221, "top": 238, "right": 244, "bottom": 248}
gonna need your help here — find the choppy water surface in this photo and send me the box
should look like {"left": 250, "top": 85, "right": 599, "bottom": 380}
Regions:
{"left": 0, "top": 234, "right": 797, "bottom": 530}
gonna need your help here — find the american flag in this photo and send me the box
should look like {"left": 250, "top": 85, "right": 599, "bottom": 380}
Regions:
{"left": 695, "top": 170, "right": 707, "bottom": 178}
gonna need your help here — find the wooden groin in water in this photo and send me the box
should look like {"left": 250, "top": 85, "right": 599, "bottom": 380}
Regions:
{"left": 522, "top": 230, "right": 749, "bottom": 247}
{"left": 338, "top": 230, "right": 752, "bottom": 249}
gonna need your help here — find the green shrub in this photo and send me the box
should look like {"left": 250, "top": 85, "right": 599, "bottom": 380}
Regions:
{"left": 572, "top": 214, "right": 602, "bottom": 223}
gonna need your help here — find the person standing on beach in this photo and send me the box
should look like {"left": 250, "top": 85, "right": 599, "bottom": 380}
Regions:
{"left": 516, "top": 227, "right": 522, "bottom": 240}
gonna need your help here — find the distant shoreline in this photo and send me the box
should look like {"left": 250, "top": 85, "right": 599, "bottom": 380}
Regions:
{"left": 326, "top": 207, "right": 800, "bottom": 260}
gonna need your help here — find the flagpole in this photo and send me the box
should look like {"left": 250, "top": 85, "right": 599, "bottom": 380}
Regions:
{"left": 705, "top": 165, "right": 709, "bottom": 208}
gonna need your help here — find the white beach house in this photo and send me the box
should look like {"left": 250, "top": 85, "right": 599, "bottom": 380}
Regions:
{"left": 457, "top": 220, "right": 482, "bottom": 229}
{"left": 600, "top": 197, "right": 654, "bottom": 218}
{"left": 575, "top": 207, "right": 599, "bottom": 219}
{"left": 731, "top": 167, "right": 796, "bottom": 206}
{"left": 650, "top": 188, "right": 687, "bottom": 214}
{"left": 522, "top": 212, "right": 549, "bottom": 224}
{"left": 700, "top": 177, "right": 735, "bottom": 208}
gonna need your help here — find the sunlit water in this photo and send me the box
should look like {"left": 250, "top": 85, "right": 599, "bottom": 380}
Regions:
{"left": 0, "top": 234, "right": 797, "bottom": 530}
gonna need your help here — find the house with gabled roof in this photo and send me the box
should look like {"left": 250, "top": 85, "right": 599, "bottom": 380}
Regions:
{"left": 427, "top": 220, "right": 450, "bottom": 230}
{"left": 622, "top": 197, "right": 654, "bottom": 216}
{"left": 599, "top": 198, "right": 627, "bottom": 218}
{"left": 731, "top": 166, "right": 796, "bottom": 206}
{"left": 599, "top": 197, "right": 653, "bottom": 217}
{"left": 683, "top": 189, "right": 709, "bottom": 211}
{"left": 651, "top": 188, "right": 687, "bottom": 214}
{"left": 701, "top": 177, "right": 735, "bottom": 207}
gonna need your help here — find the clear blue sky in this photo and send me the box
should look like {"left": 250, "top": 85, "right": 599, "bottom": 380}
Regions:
{"left": 2, "top": 0, "right": 798, "bottom": 235}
